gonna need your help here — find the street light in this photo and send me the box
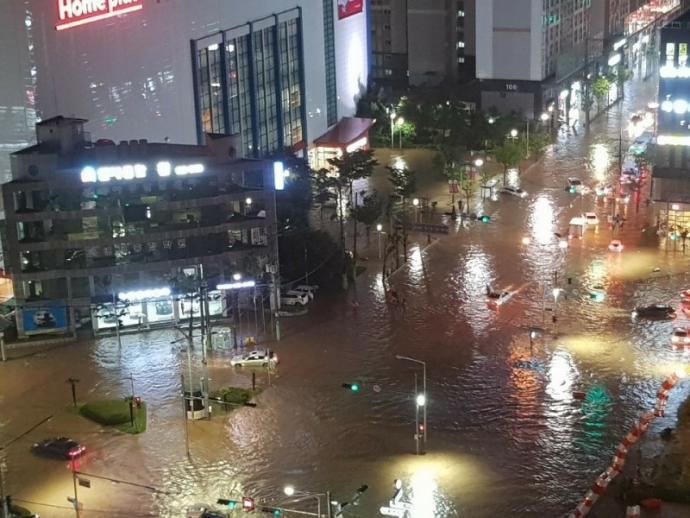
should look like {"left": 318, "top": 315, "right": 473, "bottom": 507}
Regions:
{"left": 474, "top": 158, "right": 484, "bottom": 168}
{"left": 395, "top": 355, "right": 427, "bottom": 451}
{"left": 412, "top": 198, "right": 420, "bottom": 223}
{"left": 509, "top": 128, "right": 518, "bottom": 139}
{"left": 488, "top": 117, "right": 496, "bottom": 124}
{"left": 389, "top": 111, "right": 396, "bottom": 148}
{"left": 416, "top": 394, "right": 426, "bottom": 407}
{"left": 233, "top": 272, "right": 242, "bottom": 281}
{"left": 376, "top": 223, "right": 385, "bottom": 259}
{"left": 540, "top": 112, "right": 549, "bottom": 122}
{"left": 396, "top": 117, "right": 405, "bottom": 148}
{"left": 521, "top": 236, "right": 532, "bottom": 245}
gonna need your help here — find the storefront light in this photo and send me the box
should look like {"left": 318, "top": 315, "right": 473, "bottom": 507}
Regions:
{"left": 118, "top": 287, "right": 171, "bottom": 302}
{"left": 660, "top": 65, "right": 690, "bottom": 78}
{"left": 157, "top": 161, "right": 172, "bottom": 177}
{"left": 608, "top": 53, "right": 621, "bottom": 67}
{"left": 672, "top": 204, "right": 681, "bottom": 211}
{"left": 661, "top": 100, "right": 674, "bottom": 113}
{"left": 674, "top": 99, "right": 688, "bottom": 115}
{"left": 613, "top": 38, "right": 626, "bottom": 51}
{"left": 658, "top": 135, "right": 690, "bottom": 146}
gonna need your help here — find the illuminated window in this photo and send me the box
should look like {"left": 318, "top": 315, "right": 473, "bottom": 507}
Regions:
{"left": 323, "top": 0, "right": 338, "bottom": 126}
{"left": 666, "top": 42, "right": 676, "bottom": 66}
{"left": 680, "top": 43, "right": 688, "bottom": 67}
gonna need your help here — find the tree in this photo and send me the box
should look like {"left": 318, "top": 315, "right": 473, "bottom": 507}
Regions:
{"left": 479, "top": 167, "right": 494, "bottom": 199}
{"left": 313, "top": 169, "right": 335, "bottom": 226}
{"left": 352, "top": 191, "right": 383, "bottom": 244}
{"left": 328, "top": 149, "right": 378, "bottom": 277}
{"left": 459, "top": 172, "right": 477, "bottom": 215}
{"left": 592, "top": 76, "right": 610, "bottom": 111}
{"left": 493, "top": 141, "right": 522, "bottom": 185}
{"left": 387, "top": 166, "right": 417, "bottom": 200}
{"left": 528, "top": 131, "right": 551, "bottom": 158}
{"left": 278, "top": 230, "right": 345, "bottom": 289}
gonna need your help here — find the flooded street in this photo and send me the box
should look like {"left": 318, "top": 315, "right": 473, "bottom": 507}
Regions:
{"left": 4, "top": 75, "right": 690, "bottom": 518}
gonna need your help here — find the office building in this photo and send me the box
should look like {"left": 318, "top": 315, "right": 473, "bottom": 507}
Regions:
{"left": 369, "top": 0, "right": 477, "bottom": 89}
{"left": 476, "top": 0, "right": 680, "bottom": 119}
{"left": 4, "top": 117, "right": 279, "bottom": 338}
{"left": 10, "top": 0, "right": 370, "bottom": 169}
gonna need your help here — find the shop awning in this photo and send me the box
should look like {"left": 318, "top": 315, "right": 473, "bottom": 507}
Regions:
{"left": 314, "top": 117, "right": 375, "bottom": 149}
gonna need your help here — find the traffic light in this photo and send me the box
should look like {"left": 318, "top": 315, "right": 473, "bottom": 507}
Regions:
{"left": 418, "top": 423, "right": 425, "bottom": 434}
{"left": 217, "top": 498, "right": 239, "bottom": 509}
{"left": 261, "top": 506, "right": 282, "bottom": 516}
{"left": 341, "top": 382, "right": 360, "bottom": 392}
{"left": 479, "top": 215, "right": 491, "bottom": 223}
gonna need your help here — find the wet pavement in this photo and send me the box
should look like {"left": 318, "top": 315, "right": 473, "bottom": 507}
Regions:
{"left": 3, "top": 75, "right": 690, "bottom": 518}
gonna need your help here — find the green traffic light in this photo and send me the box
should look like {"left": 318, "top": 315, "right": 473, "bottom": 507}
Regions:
{"left": 274, "top": 511, "right": 282, "bottom": 517}
{"left": 351, "top": 383, "right": 360, "bottom": 392}
{"left": 480, "top": 215, "right": 490, "bottom": 223}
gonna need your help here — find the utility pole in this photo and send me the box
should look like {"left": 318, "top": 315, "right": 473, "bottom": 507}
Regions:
{"left": 1, "top": 456, "right": 8, "bottom": 518}
{"left": 181, "top": 374, "right": 190, "bottom": 458}
{"left": 71, "top": 463, "right": 81, "bottom": 518}
{"left": 66, "top": 378, "right": 80, "bottom": 407}
{"left": 584, "top": 36, "right": 590, "bottom": 128}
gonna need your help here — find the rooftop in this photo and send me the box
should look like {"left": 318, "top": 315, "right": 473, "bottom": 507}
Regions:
{"left": 314, "top": 117, "right": 375, "bottom": 147}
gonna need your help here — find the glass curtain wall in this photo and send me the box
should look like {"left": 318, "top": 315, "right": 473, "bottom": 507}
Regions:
{"left": 195, "top": 13, "right": 304, "bottom": 157}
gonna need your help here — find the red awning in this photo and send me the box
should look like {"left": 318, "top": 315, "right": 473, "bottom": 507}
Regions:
{"left": 313, "top": 117, "right": 375, "bottom": 148}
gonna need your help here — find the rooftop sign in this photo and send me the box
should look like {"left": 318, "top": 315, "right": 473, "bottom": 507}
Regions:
{"left": 80, "top": 161, "right": 204, "bottom": 183}
{"left": 56, "top": 0, "right": 143, "bottom": 31}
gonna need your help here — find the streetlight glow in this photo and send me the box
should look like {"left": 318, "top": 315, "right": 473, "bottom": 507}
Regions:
{"left": 416, "top": 394, "right": 426, "bottom": 407}
{"left": 474, "top": 158, "right": 484, "bottom": 168}
{"left": 488, "top": 117, "right": 496, "bottom": 124}
{"left": 412, "top": 198, "right": 420, "bottom": 206}
{"left": 283, "top": 485, "right": 295, "bottom": 497}
{"left": 390, "top": 112, "right": 396, "bottom": 120}
{"left": 376, "top": 223, "right": 383, "bottom": 232}
{"left": 510, "top": 129, "right": 518, "bottom": 138}
{"left": 233, "top": 272, "right": 242, "bottom": 281}
{"left": 540, "top": 112, "right": 549, "bottom": 122}
{"left": 521, "top": 236, "right": 531, "bottom": 245}
{"left": 245, "top": 197, "right": 253, "bottom": 205}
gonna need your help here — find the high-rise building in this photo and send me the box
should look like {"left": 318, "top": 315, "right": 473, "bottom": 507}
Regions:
{"left": 476, "top": 0, "right": 681, "bottom": 119}
{"left": 651, "top": 9, "right": 690, "bottom": 228}
{"left": 9, "top": 0, "right": 371, "bottom": 169}
{"left": 4, "top": 116, "right": 279, "bottom": 338}
{"left": 369, "top": 0, "right": 477, "bottom": 89}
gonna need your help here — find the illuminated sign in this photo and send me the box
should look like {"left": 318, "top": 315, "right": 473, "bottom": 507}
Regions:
{"left": 658, "top": 135, "right": 690, "bottom": 146}
{"left": 660, "top": 65, "right": 690, "bottom": 78}
{"left": 80, "top": 162, "right": 205, "bottom": 183}
{"left": 338, "top": 0, "right": 363, "bottom": 19}
{"left": 273, "top": 161, "right": 285, "bottom": 191}
{"left": 118, "top": 287, "right": 171, "bottom": 302}
{"left": 56, "top": 0, "right": 143, "bottom": 31}
{"left": 217, "top": 280, "right": 256, "bottom": 290}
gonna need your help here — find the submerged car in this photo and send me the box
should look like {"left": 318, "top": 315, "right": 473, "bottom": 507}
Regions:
{"left": 584, "top": 212, "right": 599, "bottom": 226}
{"left": 608, "top": 240, "right": 624, "bottom": 252}
{"left": 631, "top": 304, "right": 676, "bottom": 320}
{"left": 230, "top": 349, "right": 278, "bottom": 368}
{"left": 486, "top": 285, "right": 515, "bottom": 306}
{"left": 672, "top": 327, "right": 690, "bottom": 345}
{"left": 501, "top": 186, "right": 527, "bottom": 198}
{"left": 31, "top": 437, "right": 86, "bottom": 460}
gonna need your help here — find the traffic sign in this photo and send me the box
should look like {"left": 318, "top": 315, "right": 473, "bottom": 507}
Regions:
{"left": 408, "top": 223, "right": 449, "bottom": 234}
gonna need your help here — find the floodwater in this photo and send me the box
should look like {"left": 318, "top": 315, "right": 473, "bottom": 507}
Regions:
{"left": 3, "top": 75, "right": 690, "bottom": 518}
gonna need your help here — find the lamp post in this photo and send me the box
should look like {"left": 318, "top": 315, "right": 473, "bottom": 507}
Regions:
{"left": 389, "top": 111, "right": 396, "bottom": 148}
{"left": 509, "top": 128, "right": 518, "bottom": 141}
{"left": 376, "top": 223, "right": 384, "bottom": 259}
{"left": 395, "top": 355, "right": 427, "bottom": 447}
{"left": 412, "top": 198, "right": 419, "bottom": 223}
{"left": 397, "top": 117, "right": 405, "bottom": 148}
{"left": 245, "top": 197, "right": 252, "bottom": 215}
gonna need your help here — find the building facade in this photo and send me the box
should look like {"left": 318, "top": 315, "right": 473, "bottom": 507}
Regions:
{"left": 475, "top": 0, "right": 678, "bottom": 119}
{"left": 4, "top": 117, "right": 279, "bottom": 338}
{"left": 13, "top": 0, "right": 369, "bottom": 164}
{"left": 651, "top": 9, "right": 690, "bottom": 231}
{"left": 369, "top": 0, "right": 476, "bottom": 89}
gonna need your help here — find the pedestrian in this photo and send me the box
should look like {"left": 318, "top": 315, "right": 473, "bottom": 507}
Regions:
{"left": 401, "top": 297, "right": 407, "bottom": 312}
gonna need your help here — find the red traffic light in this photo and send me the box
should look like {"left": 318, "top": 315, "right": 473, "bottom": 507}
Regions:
{"left": 242, "top": 497, "right": 255, "bottom": 511}
{"left": 418, "top": 424, "right": 425, "bottom": 433}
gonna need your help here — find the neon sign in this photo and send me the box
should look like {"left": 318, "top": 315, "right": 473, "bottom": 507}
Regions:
{"left": 80, "top": 162, "right": 205, "bottom": 183}
{"left": 56, "top": 0, "right": 143, "bottom": 31}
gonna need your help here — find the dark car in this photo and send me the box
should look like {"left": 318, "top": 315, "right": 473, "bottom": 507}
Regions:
{"left": 31, "top": 437, "right": 86, "bottom": 460}
{"left": 631, "top": 304, "right": 677, "bottom": 320}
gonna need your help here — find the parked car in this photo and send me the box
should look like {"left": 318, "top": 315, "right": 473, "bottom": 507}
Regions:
{"left": 230, "top": 349, "right": 278, "bottom": 367}
{"left": 631, "top": 304, "right": 676, "bottom": 320}
{"left": 292, "top": 284, "right": 319, "bottom": 299}
{"left": 281, "top": 292, "right": 309, "bottom": 306}
{"left": 567, "top": 177, "right": 583, "bottom": 192}
{"left": 31, "top": 437, "right": 86, "bottom": 460}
